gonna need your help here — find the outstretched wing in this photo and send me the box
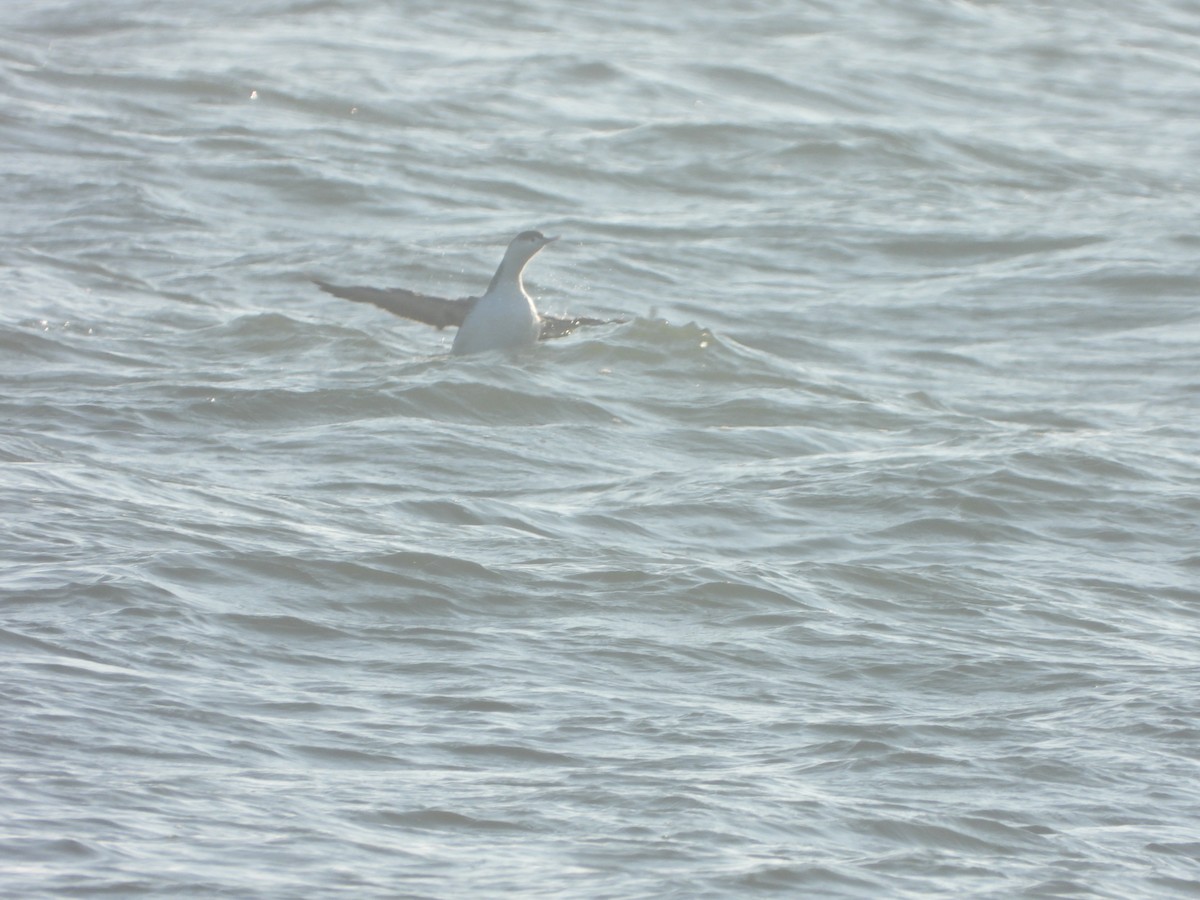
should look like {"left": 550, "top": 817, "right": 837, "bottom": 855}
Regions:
{"left": 315, "top": 278, "right": 624, "bottom": 341}
{"left": 313, "top": 279, "right": 476, "bottom": 330}
{"left": 539, "top": 313, "right": 620, "bottom": 340}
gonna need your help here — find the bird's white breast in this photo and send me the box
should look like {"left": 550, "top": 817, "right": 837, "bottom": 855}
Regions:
{"left": 451, "top": 287, "right": 540, "bottom": 355}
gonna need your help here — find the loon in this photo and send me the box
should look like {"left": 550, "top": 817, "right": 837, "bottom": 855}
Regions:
{"left": 314, "top": 231, "right": 616, "bottom": 355}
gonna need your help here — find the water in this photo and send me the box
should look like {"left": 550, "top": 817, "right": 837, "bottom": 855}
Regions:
{"left": 3, "top": 0, "right": 1199, "bottom": 896}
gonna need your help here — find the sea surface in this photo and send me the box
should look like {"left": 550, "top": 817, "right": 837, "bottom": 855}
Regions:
{"left": 3, "top": 1, "right": 1199, "bottom": 897}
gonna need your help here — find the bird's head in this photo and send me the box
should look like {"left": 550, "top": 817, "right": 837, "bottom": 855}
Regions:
{"left": 510, "top": 230, "right": 558, "bottom": 255}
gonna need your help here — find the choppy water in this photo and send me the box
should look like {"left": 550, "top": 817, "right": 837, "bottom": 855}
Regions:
{"left": 3, "top": 1, "right": 1200, "bottom": 896}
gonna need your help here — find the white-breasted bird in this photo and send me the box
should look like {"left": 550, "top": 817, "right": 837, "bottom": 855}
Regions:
{"left": 314, "top": 231, "right": 618, "bottom": 355}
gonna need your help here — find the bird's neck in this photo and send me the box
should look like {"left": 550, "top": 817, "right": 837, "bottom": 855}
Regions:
{"left": 487, "top": 252, "right": 530, "bottom": 296}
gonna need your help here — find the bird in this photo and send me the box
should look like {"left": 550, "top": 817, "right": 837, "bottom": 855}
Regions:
{"left": 313, "top": 231, "right": 617, "bottom": 355}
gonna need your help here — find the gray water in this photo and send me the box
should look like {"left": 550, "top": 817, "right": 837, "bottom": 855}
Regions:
{"left": 3, "top": 1, "right": 1199, "bottom": 897}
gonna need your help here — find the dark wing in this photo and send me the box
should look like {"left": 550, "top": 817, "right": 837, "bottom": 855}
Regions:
{"left": 315, "top": 278, "right": 624, "bottom": 341}
{"left": 313, "top": 279, "right": 475, "bottom": 330}
{"left": 539, "top": 313, "right": 625, "bottom": 340}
